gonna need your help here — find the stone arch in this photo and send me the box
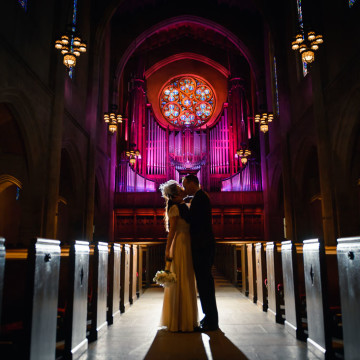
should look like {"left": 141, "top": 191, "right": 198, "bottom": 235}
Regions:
{"left": 61, "top": 140, "right": 85, "bottom": 200}
{"left": 0, "top": 174, "right": 23, "bottom": 247}
{"left": 0, "top": 175, "right": 22, "bottom": 194}
{"left": 144, "top": 53, "right": 230, "bottom": 79}
{"left": 87, "top": 4, "right": 266, "bottom": 147}
{"left": 0, "top": 90, "right": 44, "bottom": 182}
{"left": 115, "top": 15, "right": 261, "bottom": 90}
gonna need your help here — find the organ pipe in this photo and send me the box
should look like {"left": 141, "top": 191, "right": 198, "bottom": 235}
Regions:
{"left": 225, "top": 114, "right": 229, "bottom": 173}
{"left": 221, "top": 117, "right": 224, "bottom": 173}
{"left": 210, "top": 130, "right": 213, "bottom": 174}
{"left": 155, "top": 117, "right": 157, "bottom": 174}
{"left": 217, "top": 124, "right": 220, "bottom": 174}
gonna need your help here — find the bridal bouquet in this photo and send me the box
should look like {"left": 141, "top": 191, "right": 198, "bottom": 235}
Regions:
{"left": 153, "top": 270, "right": 177, "bottom": 287}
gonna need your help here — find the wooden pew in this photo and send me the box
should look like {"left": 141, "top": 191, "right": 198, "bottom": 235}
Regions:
{"left": 138, "top": 245, "right": 145, "bottom": 296}
{"left": 148, "top": 244, "right": 166, "bottom": 285}
{"left": 302, "top": 239, "right": 342, "bottom": 359}
{"left": 214, "top": 244, "right": 237, "bottom": 284}
{"left": 107, "top": 243, "right": 121, "bottom": 325}
{"left": 129, "top": 245, "right": 138, "bottom": 305}
{"left": 1, "top": 240, "right": 89, "bottom": 359}
{"left": 238, "top": 244, "right": 248, "bottom": 296}
{"left": 281, "top": 240, "right": 307, "bottom": 340}
{"left": 142, "top": 245, "right": 151, "bottom": 289}
{"left": 120, "top": 244, "right": 130, "bottom": 312}
{"left": 25, "top": 238, "right": 61, "bottom": 360}
{"left": 89, "top": 242, "right": 108, "bottom": 341}
{"left": 337, "top": 236, "right": 360, "bottom": 360}
{"left": 55, "top": 245, "right": 70, "bottom": 354}
{"left": 255, "top": 243, "right": 267, "bottom": 311}
{"left": 265, "top": 242, "right": 284, "bottom": 323}
{"left": 64, "top": 241, "right": 90, "bottom": 359}
{"left": 0, "top": 237, "right": 4, "bottom": 326}
{"left": 214, "top": 244, "right": 223, "bottom": 276}
{"left": 228, "top": 245, "right": 237, "bottom": 285}
{"left": 1, "top": 247, "right": 28, "bottom": 357}
{"left": 246, "top": 243, "right": 257, "bottom": 303}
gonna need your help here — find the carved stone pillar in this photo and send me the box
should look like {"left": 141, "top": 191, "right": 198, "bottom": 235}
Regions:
{"left": 228, "top": 77, "right": 247, "bottom": 175}
{"left": 310, "top": 62, "right": 337, "bottom": 246}
{"left": 42, "top": 59, "right": 65, "bottom": 238}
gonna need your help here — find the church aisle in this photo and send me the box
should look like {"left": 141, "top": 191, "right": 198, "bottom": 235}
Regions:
{"left": 79, "top": 272, "right": 320, "bottom": 360}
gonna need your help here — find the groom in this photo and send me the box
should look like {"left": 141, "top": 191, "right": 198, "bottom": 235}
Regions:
{"left": 182, "top": 174, "right": 219, "bottom": 331}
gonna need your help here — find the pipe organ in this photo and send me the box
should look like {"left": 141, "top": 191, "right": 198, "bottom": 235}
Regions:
{"left": 146, "top": 112, "right": 167, "bottom": 176}
{"left": 117, "top": 76, "right": 261, "bottom": 192}
{"left": 209, "top": 113, "right": 230, "bottom": 175}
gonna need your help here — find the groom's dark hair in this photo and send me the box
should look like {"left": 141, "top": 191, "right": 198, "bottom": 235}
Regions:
{"left": 183, "top": 174, "right": 199, "bottom": 185}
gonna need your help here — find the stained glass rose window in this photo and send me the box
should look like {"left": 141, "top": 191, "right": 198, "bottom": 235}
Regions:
{"left": 160, "top": 76, "right": 215, "bottom": 127}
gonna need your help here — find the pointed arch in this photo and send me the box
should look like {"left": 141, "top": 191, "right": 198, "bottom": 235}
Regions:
{"left": 0, "top": 175, "right": 22, "bottom": 193}
{"left": 0, "top": 89, "right": 44, "bottom": 181}
{"left": 115, "top": 15, "right": 261, "bottom": 90}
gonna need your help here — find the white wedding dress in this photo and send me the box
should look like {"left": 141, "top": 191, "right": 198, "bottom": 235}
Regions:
{"left": 160, "top": 205, "right": 198, "bottom": 332}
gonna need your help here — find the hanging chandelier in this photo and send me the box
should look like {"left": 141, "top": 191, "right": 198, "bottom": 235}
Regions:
{"left": 55, "top": 0, "right": 87, "bottom": 68}
{"left": 291, "top": 31, "right": 323, "bottom": 64}
{"left": 236, "top": 146, "right": 251, "bottom": 166}
{"left": 104, "top": 109, "right": 122, "bottom": 134}
{"left": 55, "top": 34, "right": 87, "bottom": 68}
{"left": 126, "top": 144, "right": 141, "bottom": 166}
{"left": 255, "top": 113, "right": 273, "bottom": 134}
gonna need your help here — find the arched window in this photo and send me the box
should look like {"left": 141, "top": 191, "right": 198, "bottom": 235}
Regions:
{"left": 349, "top": 0, "right": 357, "bottom": 8}
{"left": 296, "top": 0, "right": 308, "bottom": 76}
{"left": 160, "top": 75, "right": 216, "bottom": 127}
{"left": 273, "top": 56, "right": 280, "bottom": 115}
{"left": 18, "top": 0, "right": 27, "bottom": 11}
{"left": 68, "top": 0, "right": 78, "bottom": 79}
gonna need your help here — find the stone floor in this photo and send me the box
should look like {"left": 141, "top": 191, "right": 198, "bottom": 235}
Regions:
{"left": 79, "top": 272, "right": 320, "bottom": 360}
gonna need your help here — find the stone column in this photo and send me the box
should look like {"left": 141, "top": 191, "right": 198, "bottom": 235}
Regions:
{"left": 129, "top": 77, "right": 146, "bottom": 175}
{"left": 310, "top": 62, "right": 337, "bottom": 246}
{"left": 282, "top": 137, "right": 296, "bottom": 241}
{"left": 228, "top": 78, "right": 247, "bottom": 175}
{"left": 42, "top": 58, "right": 66, "bottom": 239}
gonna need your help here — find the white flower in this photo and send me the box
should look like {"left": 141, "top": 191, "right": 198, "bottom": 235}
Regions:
{"left": 153, "top": 270, "right": 177, "bottom": 287}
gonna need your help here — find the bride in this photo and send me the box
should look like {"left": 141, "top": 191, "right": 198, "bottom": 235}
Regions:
{"left": 159, "top": 180, "right": 198, "bottom": 332}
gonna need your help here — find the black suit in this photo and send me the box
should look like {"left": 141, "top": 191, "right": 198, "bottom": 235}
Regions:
{"left": 189, "top": 189, "right": 218, "bottom": 327}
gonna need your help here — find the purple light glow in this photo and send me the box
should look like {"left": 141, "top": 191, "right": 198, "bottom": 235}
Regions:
{"left": 221, "top": 162, "right": 262, "bottom": 192}
{"left": 118, "top": 163, "right": 156, "bottom": 192}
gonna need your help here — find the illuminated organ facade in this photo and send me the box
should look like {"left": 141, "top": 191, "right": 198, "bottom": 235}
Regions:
{"left": 117, "top": 72, "right": 261, "bottom": 192}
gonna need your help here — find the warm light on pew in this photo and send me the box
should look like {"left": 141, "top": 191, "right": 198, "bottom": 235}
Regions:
{"left": 5, "top": 249, "right": 28, "bottom": 259}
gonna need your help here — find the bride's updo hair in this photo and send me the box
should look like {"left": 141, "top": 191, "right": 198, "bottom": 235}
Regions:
{"left": 159, "top": 180, "right": 181, "bottom": 232}
{"left": 159, "top": 180, "right": 180, "bottom": 200}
